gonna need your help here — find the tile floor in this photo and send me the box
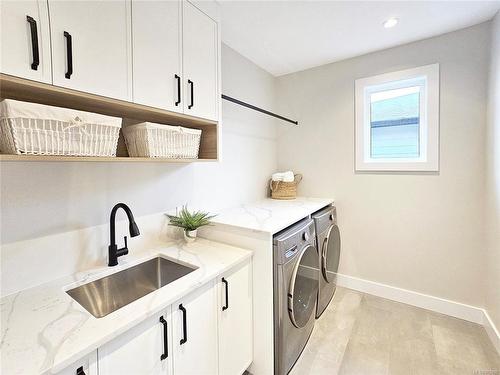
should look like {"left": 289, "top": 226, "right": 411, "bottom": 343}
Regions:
{"left": 290, "top": 287, "right": 500, "bottom": 375}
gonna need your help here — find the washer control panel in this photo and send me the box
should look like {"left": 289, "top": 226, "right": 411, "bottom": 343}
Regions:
{"left": 274, "top": 219, "right": 316, "bottom": 264}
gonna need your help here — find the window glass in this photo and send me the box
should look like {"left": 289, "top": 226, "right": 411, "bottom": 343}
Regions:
{"left": 355, "top": 64, "right": 439, "bottom": 171}
{"left": 370, "top": 86, "right": 420, "bottom": 159}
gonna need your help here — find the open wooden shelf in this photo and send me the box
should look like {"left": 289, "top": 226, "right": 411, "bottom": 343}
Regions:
{"left": 0, "top": 74, "right": 219, "bottom": 161}
{"left": 0, "top": 155, "right": 214, "bottom": 163}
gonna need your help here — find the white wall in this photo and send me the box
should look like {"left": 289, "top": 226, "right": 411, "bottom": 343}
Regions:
{"left": 0, "top": 44, "right": 278, "bottom": 245}
{"left": 276, "top": 23, "right": 491, "bottom": 308}
{"left": 486, "top": 12, "right": 500, "bottom": 332}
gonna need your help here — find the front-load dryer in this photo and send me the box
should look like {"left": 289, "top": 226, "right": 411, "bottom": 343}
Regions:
{"left": 273, "top": 219, "right": 318, "bottom": 375}
{"left": 312, "top": 205, "right": 341, "bottom": 318}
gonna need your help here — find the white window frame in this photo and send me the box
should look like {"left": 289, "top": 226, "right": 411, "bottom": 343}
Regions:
{"left": 355, "top": 64, "right": 440, "bottom": 171}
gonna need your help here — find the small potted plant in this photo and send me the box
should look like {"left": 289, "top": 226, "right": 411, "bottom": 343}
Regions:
{"left": 166, "top": 206, "right": 216, "bottom": 243}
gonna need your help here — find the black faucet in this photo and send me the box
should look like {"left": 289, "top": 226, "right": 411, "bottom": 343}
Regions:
{"left": 108, "top": 203, "right": 140, "bottom": 266}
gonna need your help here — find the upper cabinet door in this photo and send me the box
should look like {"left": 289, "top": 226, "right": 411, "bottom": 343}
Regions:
{"left": 173, "top": 281, "right": 218, "bottom": 375}
{"left": 132, "top": 0, "right": 182, "bottom": 112}
{"left": 48, "top": 0, "right": 132, "bottom": 101}
{"left": 0, "top": 0, "right": 51, "bottom": 83}
{"left": 182, "top": 1, "right": 218, "bottom": 121}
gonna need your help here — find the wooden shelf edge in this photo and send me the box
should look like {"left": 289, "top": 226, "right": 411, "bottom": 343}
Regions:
{"left": 0, "top": 155, "right": 217, "bottom": 163}
{"left": 0, "top": 74, "right": 218, "bottom": 128}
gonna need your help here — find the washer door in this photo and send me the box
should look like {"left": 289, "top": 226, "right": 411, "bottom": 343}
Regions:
{"left": 321, "top": 224, "right": 341, "bottom": 283}
{"left": 288, "top": 244, "right": 319, "bottom": 328}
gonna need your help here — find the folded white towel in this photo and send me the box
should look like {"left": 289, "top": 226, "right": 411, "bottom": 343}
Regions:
{"left": 282, "top": 171, "right": 294, "bottom": 182}
{"left": 272, "top": 172, "right": 284, "bottom": 181}
{"left": 272, "top": 171, "right": 294, "bottom": 182}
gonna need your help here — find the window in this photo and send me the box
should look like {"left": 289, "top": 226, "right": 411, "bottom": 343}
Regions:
{"left": 355, "top": 64, "right": 439, "bottom": 171}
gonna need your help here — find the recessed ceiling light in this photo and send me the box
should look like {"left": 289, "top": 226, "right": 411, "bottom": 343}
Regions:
{"left": 383, "top": 17, "right": 399, "bottom": 29}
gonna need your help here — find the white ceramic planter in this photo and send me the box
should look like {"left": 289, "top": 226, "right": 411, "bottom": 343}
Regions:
{"left": 184, "top": 229, "right": 198, "bottom": 243}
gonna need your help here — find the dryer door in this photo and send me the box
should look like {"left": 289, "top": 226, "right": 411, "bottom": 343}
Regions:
{"left": 321, "top": 224, "right": 341, "bottom": 283}
{"left": 288, "top": 244, "right": 319, "bottom": 328}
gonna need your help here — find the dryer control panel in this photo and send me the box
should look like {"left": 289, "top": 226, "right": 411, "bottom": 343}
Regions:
{"left": 273, "top": 219, "right": 316, "bottom": 265}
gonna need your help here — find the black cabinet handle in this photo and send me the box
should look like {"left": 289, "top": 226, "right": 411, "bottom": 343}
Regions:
{"left": 175, "top": 74, "right": 181, "bottom": 106}
{"left": 179, "top": 304, "right": 187, "bottom": 345}
{"left": 26, "top": 16, "right": 39, "bottom": 70}
{"left": 222, "top": 277, "right": 229, "bottom": 311}
{"left": 64, "top": 31, "right": 73, "bottom": 79}
{"left": 76, "top": 366, "right": 85, "bottom": 375}
{"left": 188, "top": 79, "right": 194, "bottom": 109}
{"left": 159, "top": 316, "right": 168, "bottom": 360}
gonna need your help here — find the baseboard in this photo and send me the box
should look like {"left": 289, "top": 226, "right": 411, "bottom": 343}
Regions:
{"left": 483, "top": 309, "right": 500, "bottom": 355}
{"left": 336, "top": 273, "right": 484, "bottom": 323}
{"left": 336, "top": 273, "right": 500, "bottom": 355}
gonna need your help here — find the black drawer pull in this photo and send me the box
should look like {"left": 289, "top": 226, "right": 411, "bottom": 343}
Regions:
{"left": 175, "top": 74, "right": 181, "bottom": 106}
{"left": 76, "top": 366, "right": 85, "bottom": 375}
{"left": 159, "top": 316, "right": 168, "bottom": 360}
{"left": 188, "top": 79, "right": 194, "bottom": 109}
{"left": 179, "top": 304, "right": 187, "bottom": 345}
{"left": 64, "top": 31, "right": 73, "bottom": 79}
{"left": 222, "top": 277, "right": 229, "bottom": 311}
{"left": 26, "top": 16, "right": 39, "bottom": 70}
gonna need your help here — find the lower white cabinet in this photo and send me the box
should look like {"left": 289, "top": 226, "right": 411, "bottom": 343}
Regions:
{"left": 56, "top": 351, "right": 97, "bottom": 375}
{"left": 59, "top": 259, "right": 252, "bottom": 375}
{"left": 98, "top": 309, "right": 173, "bottom": 375}
{"left": 172, "top": 281, "right": 218, "bottom": 375}
{"left": 218, "top": 261, "right": 253, "bottom": 375}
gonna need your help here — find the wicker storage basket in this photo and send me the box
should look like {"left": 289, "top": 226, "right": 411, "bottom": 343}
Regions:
{"left": 269, "top": 174, "right": 303, "bottom": 200}
{"left": 122, "top": 122, "right": 201, "bottom": 159}
{"left": 0, "top": 99, "right": 121, "bottom": 156}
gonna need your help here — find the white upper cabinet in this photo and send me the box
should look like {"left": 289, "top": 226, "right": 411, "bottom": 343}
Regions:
{"left": 218, "top": 260, "right": 253, "bottom": 375}
{"left": 172, "top": 281, "right": 218, "bottom": 375}
{"left": 1, "top": 0, "right": 219, "bottom": 123}
{"left": 132, "top": 1, "right": 182, "bottom": 112}
{"left": 98, "top": 309, "right": 173, "bottom": 375}
{"left": 48, "top": 0, "right": 132, "bottom": 101}
{"left": 0, "top": 0, "right": 52, "bottom": 83}
{"left": 182, "top": 1, "right": 218, "bottom": 121}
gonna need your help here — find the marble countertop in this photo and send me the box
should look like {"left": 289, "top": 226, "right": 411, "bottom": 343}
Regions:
{"left": 211, "top": 197, "right": 334, "bottom": 234}
{"left": 0, "top": 239, "right": 252, "bottom": 375}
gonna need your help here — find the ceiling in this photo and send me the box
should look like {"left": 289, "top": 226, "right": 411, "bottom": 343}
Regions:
{"left": 219, "top": 1, "right": 500, "bottom": 76}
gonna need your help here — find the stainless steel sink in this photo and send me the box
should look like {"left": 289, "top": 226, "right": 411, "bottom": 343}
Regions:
{"left": 66, "top": 257, "right": 197, "bottom": 318}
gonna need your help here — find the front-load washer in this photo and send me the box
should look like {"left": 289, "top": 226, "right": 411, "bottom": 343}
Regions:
{"left": 312, "top": 205, "right": 341, "bottom": 318}
{"left": 273, "top": 219, "right": 318, "bottom": 375}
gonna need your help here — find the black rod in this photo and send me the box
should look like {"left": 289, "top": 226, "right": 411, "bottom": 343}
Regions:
{"left": 221, "top": 94, "right": 298, "bottom": 125}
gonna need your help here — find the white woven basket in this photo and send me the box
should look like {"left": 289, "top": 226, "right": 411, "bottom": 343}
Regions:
{"left": 123, "top": 122, "right": 201, "bottom": 159}
{"left": 0, "top": 99, "right": 121, "bottom": 156}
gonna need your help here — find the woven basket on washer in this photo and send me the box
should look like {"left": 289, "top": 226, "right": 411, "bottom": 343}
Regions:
{"left": 0, "top": 99, "right": 121, "bottom": 156}
{"left": 122, "top": 122, "right": 201, "bottom": 159}
{"left": 269, "top": 174, "right": 303, "bottom": 200}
